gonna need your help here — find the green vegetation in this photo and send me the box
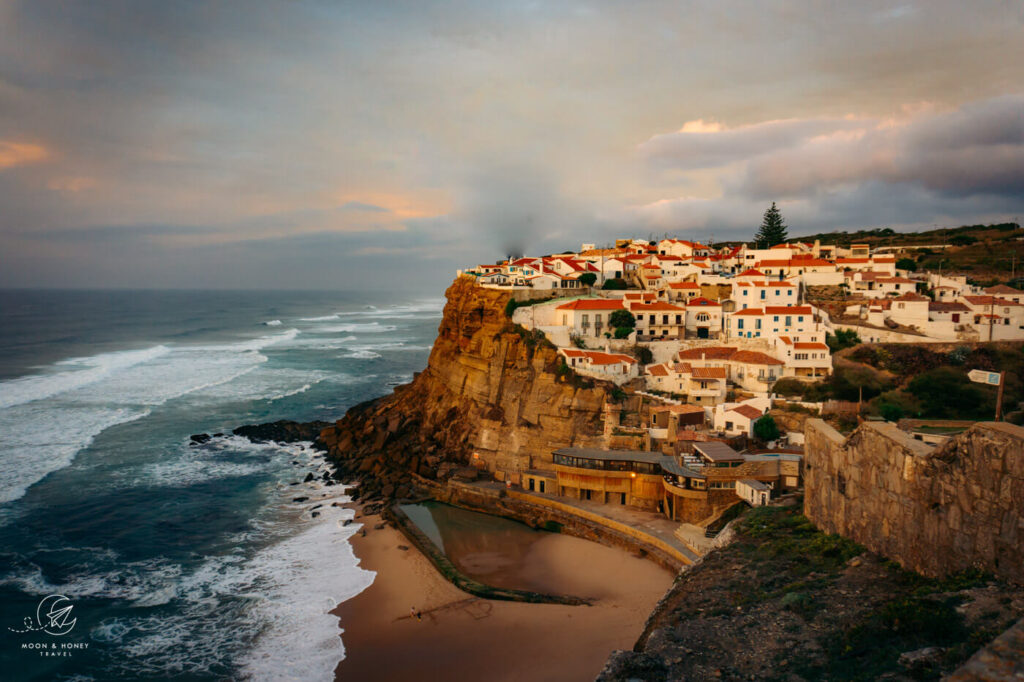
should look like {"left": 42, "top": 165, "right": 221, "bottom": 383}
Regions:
{"left": 755, "top": 201, "right": 788, "bottom": 248}
{"left": 896, "top": 257, "right": 917, "bottom": 271}
{"left": 602, "top": 277, "right": 627, "bottom": 290}
{"left": 826, "top": 328, "right": 861, "bottom": 353}
{"left": 753, "top": 413, "right": 781, "bottom": 441}
{"left": 504, "top": 296, "right": 553, "bottom": 318}
{"left": 577, "top": 272, "right": 597, "bottom": 286}
{"left": 609, "top": 387, "right": 627, "bottom": 402}
{"left": 609, "top": 308, "right": 635, "bottom": 329}
{"left": 610, "top": 308, "right": 636, "bottom": 339}
{"left": 848, "top": 343, "right": 1024, "bottom": 420}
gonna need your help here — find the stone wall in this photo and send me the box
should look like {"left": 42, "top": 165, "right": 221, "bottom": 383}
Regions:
{"left": 804, "top": 418, "right": 1024, "bottom": 583}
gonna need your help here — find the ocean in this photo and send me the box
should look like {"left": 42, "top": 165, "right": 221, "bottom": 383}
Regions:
{"left": 0, "top": 289, "right": 442, "bottom": 681}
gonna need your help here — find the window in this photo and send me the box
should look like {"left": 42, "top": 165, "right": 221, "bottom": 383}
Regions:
{"left": 760, "top": 290, "right": 766, "bottom": 299}
{"left": 756, "top": 319, "right": 761, "bottom": 329}
{"left": 773, "top": 316, "right": 779, "bottom": 322}
{"left": 738, "top": 319, "right": 745, "bottom": 329}
{"left": 696, "top": 313, "right": 710, "bottom": 322}
{"left": 788, "top": 290, "right": 793, "bottom": 296}
{"left": 798, "top": 316, "right": 804, "bottom": 322}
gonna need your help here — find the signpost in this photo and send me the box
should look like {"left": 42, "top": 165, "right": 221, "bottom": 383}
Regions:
{"left": 968, "top": 369, "right": 1005, "bottom": 421}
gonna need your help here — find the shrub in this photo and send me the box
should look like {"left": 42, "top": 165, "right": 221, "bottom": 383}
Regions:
{"left": 908, "top": 367, "right": 992, "bottom": 419}
{"left": 895, "top": 257, "right": 916, "bottom": 271}
{"left": 602, "top": 277, "right": 627, "bottom": 290}
{"left": 570, "top": 333, "right": 586, "bottom": 349}
{"left": 577, "top": 272, "right": 597, "bottom": 286}
{"left": 879, "top": 402, "right": 903, "bottom": 422}
{"left": 609, "top": 387, "right": 627, "bottom": 402}
{"left": 609, "top": 309, "right": 636, "bottom": 329}
{"left": 613, "top": 327, "right": 632, "bottom": 339}
{"left": 754, "top": 414, "right": 781, "bottom": 442}
{"left": 772, "top": 378, "right": 806, "bottom": 397}
{"left": 826, "top": 328, "right": 861, "bottom": 353}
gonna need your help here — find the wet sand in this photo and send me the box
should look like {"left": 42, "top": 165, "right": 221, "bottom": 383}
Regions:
{"left": 332, "top": 511, "right": 674, "bottom": 682}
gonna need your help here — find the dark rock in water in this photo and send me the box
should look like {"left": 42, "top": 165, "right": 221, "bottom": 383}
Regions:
{"left": 292, "top": 496, "right": 309, "bottom": 502}
{"left": 343, "top": 519, "right": 353, "bottom": 526}
{"left": 289, "top": 482, "right": 300, "bottom": 486}
{"left": 292, "top": 460, "right": 299, "bottom": 465}
{"left": 311, "top": 511, "right": 320, "bottom": 518}
{"left": 324, "top": 480, "right": 335, "bottom": 486}
{"left": 232, "top": 420, "right": 330, "bottom": 444}
{"left": 310, "top": 504, "right": 322, "bottom": 510}
{"left": 213, "top": 433, "right": 224, "bottom": 438}
{"left": 303, "top": 473, "right": 315, "bottom": 483}
{"left": 190, "top": 433, "right": 211, "bottom": 444}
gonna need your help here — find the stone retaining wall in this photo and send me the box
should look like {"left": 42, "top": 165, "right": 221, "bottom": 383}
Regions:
{"left": 804, "top": 419, "right": 1024, "bottom": 582}
{"left": 417, "top": 476, "right": 690, "bottom": 572}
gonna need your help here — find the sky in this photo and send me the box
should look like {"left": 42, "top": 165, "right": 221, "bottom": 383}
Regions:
{"left": 0, "top": 1, "right": 1022, "bottom": 290}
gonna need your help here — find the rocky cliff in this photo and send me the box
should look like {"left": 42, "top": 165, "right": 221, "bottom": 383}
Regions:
{"left": 316, "top": 276, "right": 610, "bottom": 501}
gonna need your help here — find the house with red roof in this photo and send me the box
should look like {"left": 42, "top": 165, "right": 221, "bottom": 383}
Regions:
{"left": 559, "top": 348, "right": 639, "bottom": 385}
{"left": 627, "top": 300, "right": 687, "bottom": 339}
{"left": 554, "top": 298, "right": 625, "bottom": 338}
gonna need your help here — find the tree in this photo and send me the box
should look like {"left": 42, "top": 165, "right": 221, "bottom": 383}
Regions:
{"left": 577, "top": 272, "right": 597, "bottom": 286}
{"left": 753, "top": 414, "right": 780, "bottom": 442}
{"left": 754, "top": 202, "right": 788, "bottom": 248}
{"left": 609, "top": 309, "right": 636, "bottom": 330}
{"left": 896, "top": 257, "right": 917, "bottom": 272}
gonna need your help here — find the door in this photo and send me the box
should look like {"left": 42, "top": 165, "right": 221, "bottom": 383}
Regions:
{"left": 698, "top": 327, "right": 709, "bottom": 339}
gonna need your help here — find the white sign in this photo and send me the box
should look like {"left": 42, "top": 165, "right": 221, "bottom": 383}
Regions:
{"left": 968, "top": 369, "right": 1001, "bottom": 386}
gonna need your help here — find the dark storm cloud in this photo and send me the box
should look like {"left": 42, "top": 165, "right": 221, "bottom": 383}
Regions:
{"left": 735, "top": 96, "right": 1024, "bottom": 200}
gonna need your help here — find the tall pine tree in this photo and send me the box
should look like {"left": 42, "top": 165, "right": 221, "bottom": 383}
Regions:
{"left": 755, "top": 202, "right": 788, "bottom": 248}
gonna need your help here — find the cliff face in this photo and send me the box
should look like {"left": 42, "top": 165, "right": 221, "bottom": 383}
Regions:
{"left": 317, "top": 277, "right": 609, "bottom": 501}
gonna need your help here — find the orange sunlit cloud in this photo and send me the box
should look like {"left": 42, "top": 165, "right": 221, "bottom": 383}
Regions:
{"left": 0, "top": 140, "right": 49, "bottom": 170}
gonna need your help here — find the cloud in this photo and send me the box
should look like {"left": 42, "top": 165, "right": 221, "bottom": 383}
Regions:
{"left": 0, "top": 140, "right": 48, "bottom": 169}
{"left": 639, "top": 117, "right": 864, "bottom": 170}
{"left": 736, "top": 95, "right": 1024, "bottom": 200}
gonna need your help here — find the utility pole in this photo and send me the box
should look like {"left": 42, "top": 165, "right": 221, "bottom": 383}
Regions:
{"left": 996, "top": 371, "right": 1006, "bottom": 421}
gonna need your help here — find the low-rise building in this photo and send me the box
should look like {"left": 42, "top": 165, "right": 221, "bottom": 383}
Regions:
{"left": 559, "top": 348, "right": 639, "bottom": 384}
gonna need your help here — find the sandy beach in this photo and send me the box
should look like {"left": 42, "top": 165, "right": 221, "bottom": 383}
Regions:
{"left": 332, "top": 510, "right": 674, "bottom": 682}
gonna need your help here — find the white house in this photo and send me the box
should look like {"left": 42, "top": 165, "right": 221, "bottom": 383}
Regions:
{"left": 736, "top": 479, "right": 771, "bottom": 506}
{"left": 733, "top": 281, "right": 799, "bottom": 309}
{"left": 555, "top": 298, "right": 625, "bottom": 338}
{"left": 559, "top": 349, "right": 639, "bottom": 385}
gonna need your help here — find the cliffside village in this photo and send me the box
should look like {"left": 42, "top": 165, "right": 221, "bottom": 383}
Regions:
{"left": 455, "top": 237, "right": 1024, "bottom": 534}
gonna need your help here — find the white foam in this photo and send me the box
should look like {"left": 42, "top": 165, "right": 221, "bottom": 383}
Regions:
{"left": 0, "top": 345, "right": 171, "bottom": 410}
{"left": 17, "top": 477, "right": 376, "bottom": 680}
{"left": 310, "top": 322, "right": 397, "bottom": 334}
{"left": 0, "top": 329, "right": 302, "bottom": 505}
{"left": 299, "top": 314, "right": 340, "bottom": 322}
{"left": 264, "top": 320, "right": 283, "bottom": 326}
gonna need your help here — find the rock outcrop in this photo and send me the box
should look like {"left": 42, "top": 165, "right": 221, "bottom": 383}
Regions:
{"left": 315, "top": 276, "right": 610, "bottom": 502}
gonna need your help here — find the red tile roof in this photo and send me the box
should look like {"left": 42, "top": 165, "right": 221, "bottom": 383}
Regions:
{"left": 556, "top": 299, "right": 625, "bottom": 311}
{"left": 668, "top": 281, "right": 700, "bottom": 289}
{"left": 676, "top": 347, "right": 737, "bottom": 361}
{"left": 794, "top": 342, "right": 829, "bottom": 350}
{"left": 730, "top": 404, "right": 763, "bottom": 419}
{"left": 731, "top": 350, "right": 784, "bottom": 365}
{"left": 688, "top": 297, "right": 721, "bottom": 307}
{"left": 691, "top": 367, "right": 726, "bottom": 379}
